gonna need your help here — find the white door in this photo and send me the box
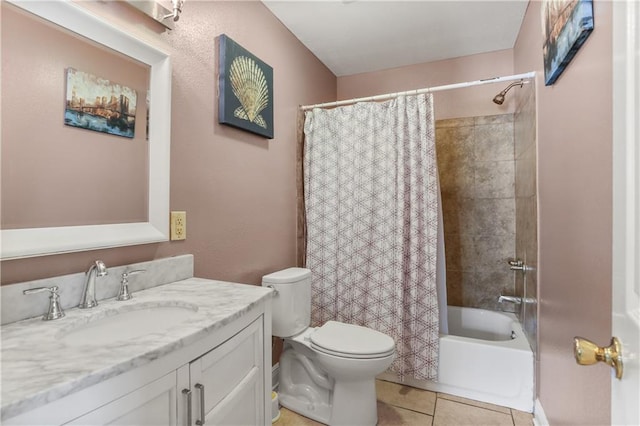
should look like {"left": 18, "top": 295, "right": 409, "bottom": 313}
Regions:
{"left": 612, "top": 1, "right": 640, "bottom": 424}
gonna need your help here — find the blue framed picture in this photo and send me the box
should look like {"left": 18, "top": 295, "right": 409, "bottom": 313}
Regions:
{"left": 64, "top": 68, "right": 137, "bottom": 138}
{"left": 218, "top": 34, "right": 274, "bottom": 139}
{"left": 542, "top": 0, "right": 594, "bottom": 86}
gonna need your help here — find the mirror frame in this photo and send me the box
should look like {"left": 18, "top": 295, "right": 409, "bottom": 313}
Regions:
{"left": 1, "top": 0, "right": 171, "bottom": 260}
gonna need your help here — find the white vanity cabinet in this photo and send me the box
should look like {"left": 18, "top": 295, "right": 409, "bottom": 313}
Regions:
{"left": 4, "top": 300, "right": 271, "bottom": 426}
{"left": 66, "top": 370, "right": 182, "bottom": 426}
{"left": 186, "top": 318, "right": 264, "bottom": 425}
{"left": 66, "top": 318, "right": 264, "bottom": 426}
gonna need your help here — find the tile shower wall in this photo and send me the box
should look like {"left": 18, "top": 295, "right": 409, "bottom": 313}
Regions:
{"left": 436, "top": 114, "right": 516, "bottom": 311}
{"left": 514, "top": 83, "right": 538, "bottom": 354}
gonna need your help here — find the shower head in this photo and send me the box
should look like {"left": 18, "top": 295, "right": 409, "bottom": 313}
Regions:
{"left": 492, "top": 80, "right": 525, "bottom": 105}
{"left": 492, "top": 92, "right": 506, "bottom": 105}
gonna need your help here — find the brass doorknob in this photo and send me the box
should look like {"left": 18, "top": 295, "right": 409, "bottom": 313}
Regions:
{"left": 573, "top": 336, "right": 623, "bottom": 379}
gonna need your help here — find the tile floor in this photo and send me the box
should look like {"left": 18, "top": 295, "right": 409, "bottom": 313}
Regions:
{"left": 275, "top": 379, "right": 534, "bottom": 426}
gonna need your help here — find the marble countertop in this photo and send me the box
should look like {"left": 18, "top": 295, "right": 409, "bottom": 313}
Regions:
{"left": 1, "top": 278, "right": 273, "bottom": 421}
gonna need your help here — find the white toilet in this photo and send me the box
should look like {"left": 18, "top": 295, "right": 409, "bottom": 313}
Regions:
{"left": 263, "top": 267, "right": 395, "bottom": 426}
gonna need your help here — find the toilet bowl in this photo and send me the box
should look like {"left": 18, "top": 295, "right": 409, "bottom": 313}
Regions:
{"left": 263, "top": 268, "right": 395, "bottom": 426}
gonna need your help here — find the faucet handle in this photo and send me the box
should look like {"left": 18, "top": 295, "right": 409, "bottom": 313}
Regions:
{"left": 508, "top": 259, "right": 527, "bottom": 271}
{"left": 117, "top": 269, "right": 146, "bottom": 301}
{"left": 23, "top": 286, "right": 65, "bottom": 321}
{"left": 122, "top": 269, "right": 146, "bottom": 279}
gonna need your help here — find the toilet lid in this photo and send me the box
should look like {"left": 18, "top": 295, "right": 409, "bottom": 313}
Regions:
{"left": 310, "top": 321, "right": 395, "bottom": 358}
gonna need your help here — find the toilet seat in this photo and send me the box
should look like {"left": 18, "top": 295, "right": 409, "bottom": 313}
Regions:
{"left": 310, "top": 321, "right": 395, "bottom": 359}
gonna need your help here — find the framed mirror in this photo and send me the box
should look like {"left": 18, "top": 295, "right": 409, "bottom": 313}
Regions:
{"left": 1, "top": 0, "right": 171, "bottom": 260}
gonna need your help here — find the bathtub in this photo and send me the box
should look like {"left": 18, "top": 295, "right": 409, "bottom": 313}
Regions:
{"left": 379, "top": 306, "right": 534, "bottom": 412}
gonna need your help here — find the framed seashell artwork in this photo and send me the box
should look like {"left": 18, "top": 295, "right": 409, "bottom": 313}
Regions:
{"left": 218, "top": 34, "right": 274, "bottom": 139}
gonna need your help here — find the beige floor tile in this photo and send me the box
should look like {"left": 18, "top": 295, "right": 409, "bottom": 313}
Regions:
{"left": 275, "top": 407, "right": 324, "bottom": 426}
{"left": 376, "top": 379, "right": 437, "bottom": 415}
{"left": 433, "top": 398, "right": 514, "bottom": 426}
{"left": 511, "top": 409, "right": 534, "bottom": 426}
{"left": 377, "top": 401, "right": 434, "bottom": 426}
{"left": 276, "top": 403, "right": 434, "bottom": 426}
{"left": 437, "top": 393, "right": 511, "bottom": 414}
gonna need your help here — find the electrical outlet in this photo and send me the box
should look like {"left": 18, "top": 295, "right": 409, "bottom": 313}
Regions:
{"left": 170, "top": 211, "right": 186, "bottom": 241}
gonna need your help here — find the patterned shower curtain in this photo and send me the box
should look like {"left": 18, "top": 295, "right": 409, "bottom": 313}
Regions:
{"left": 303, "top": 94, "right": 440, "bottom": 380}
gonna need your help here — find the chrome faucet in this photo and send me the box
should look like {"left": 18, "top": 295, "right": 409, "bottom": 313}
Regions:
{"left": 498, "top": 295, "right": 537, "bottom": 304}
{"left": 78, "top": 260, "right": 108, "bottom": 309}
{"left": 498, "top": 295, "right": 522, "bottom": 304}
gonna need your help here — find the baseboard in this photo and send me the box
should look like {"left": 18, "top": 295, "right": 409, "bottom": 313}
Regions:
{"left": 272, "top": 363, "right": 280, "bottom": 391}
{"left": 533, "top": 398, "right": 549, "bottom": 426}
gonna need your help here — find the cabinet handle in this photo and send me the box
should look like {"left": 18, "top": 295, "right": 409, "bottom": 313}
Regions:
{"left": 195, "top": 383, "right": 205, "bottom": 425}
{"left": 182, "top": 389, "right": 192, "bottom": 426}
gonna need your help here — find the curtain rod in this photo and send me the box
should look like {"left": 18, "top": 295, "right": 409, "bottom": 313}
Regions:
{"left": 300, "top": 71, "right": 536, "bottom": 111}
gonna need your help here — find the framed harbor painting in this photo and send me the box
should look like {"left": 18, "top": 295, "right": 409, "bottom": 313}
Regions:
{"left": 64, "top": 68, "right": 137, "bottom": 138}
{"left": 542, "top": 0, "right": 594, "bottom": 86}
{"left": 218, "top": 34, "right": 274, "bottom": 139}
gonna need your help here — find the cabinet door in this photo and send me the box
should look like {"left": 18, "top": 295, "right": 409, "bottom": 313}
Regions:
{"left": 189, "top": 318, "right": 264, "bottom": 426}
{"left": 65, "top": 370, "right": 179, "bottom": 425}
{"left": 203, "top": 367, "right": 260, "bottom": 425}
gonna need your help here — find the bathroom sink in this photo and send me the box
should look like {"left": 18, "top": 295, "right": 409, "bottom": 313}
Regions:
{"left": 59, "top": 303, "right": 198, "bottom": 347}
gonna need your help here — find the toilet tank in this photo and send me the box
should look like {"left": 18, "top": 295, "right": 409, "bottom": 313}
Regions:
{"left": 262, "top": 267, "right": 311, "bottom": 338}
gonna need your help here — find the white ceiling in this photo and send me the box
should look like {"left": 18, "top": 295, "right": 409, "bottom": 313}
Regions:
{"left": 262, "top": 1, "right": 529, "bottom": 76}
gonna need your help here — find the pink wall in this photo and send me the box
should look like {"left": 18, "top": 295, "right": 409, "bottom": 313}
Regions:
{"left": 337, "top": 49, "right": 516, "bottom": 120}
{"left": 514, "top": 1, "right": 612, "bottom": 424}
{"left": 337, "top": 4, "right": 614, "bottom": 422}
{"left": 1, "top": 1, "right": 336, "bottom": 285}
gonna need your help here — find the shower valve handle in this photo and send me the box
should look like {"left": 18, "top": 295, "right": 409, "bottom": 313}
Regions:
{"left": 508, "top": 259, "right": 526, "bottom": 271}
